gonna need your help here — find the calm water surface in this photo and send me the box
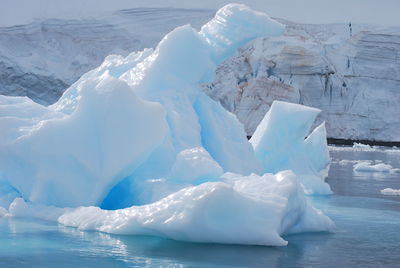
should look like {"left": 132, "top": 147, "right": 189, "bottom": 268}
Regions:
{"left": 1, "top": 146, "right": 400, "bottom": 267}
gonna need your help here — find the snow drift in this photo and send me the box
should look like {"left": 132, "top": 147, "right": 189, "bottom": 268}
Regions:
{"left": 0, "top": 4, "right": 333, "bottom": 246}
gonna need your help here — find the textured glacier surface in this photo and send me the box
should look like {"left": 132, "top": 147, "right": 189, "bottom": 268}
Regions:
{"left": 0, "top": 4, "right": 333, "bottom": 246}
{"left": 204, "top": 21, "right": 400, "bottom": 142}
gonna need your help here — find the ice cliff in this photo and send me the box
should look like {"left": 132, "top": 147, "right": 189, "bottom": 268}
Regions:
{"left": 0, "top": 4, "right": 333, "bottom": 246}
{"left": 204, "top": 21, "right": 400, "bottom": 142}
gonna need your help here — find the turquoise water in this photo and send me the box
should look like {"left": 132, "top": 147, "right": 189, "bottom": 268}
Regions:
{"left": 1, "top": 146, "right": 400, "bottom": 267}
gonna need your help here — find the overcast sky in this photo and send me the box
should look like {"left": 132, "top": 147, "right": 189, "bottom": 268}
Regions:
{"left": 0, "top": 0, "right": 399, "bottom": 26}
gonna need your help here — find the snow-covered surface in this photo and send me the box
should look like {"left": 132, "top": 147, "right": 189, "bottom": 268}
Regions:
{"left": 0, "top": 4, "right": 333, "bottom": 246}
{"left": 205, "top": 21, "right": 400, "bottom": 141}
{"left": 381, "top": 188, "right": 400, "bottom": 196}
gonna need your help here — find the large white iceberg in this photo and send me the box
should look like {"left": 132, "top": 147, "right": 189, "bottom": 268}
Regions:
{"left": 0, "top": 4, "right": 333, "bottom": 246}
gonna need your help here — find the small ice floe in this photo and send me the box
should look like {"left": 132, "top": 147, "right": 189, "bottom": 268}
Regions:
{"left": 338, "top": 159, "right": 357, "bottom": 165}
{"left": 381, "top": 188, "right": 400, "bottom": 196}
{"left": 353, "top": 161, "right": 400, "bottom": 173}
{"left": 353, "top": 142, "right": 371, "bottom": 149}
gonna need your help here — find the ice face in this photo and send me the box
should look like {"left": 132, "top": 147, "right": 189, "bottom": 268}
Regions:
{"left": 250, "top": 101, "right": 332, "bottom": 195}
{"left": 0, "top": 75, "right": 167, "bottom": 207}
{"left": 0, "top": 4, "right": 333, "bottom": 246}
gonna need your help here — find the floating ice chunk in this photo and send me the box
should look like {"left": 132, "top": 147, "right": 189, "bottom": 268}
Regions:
{"left": 250, "top": 101, "right": 332, "bottom": 194}
{"left": 353, "top": 142, "right": 372, "bottom": 149}
{"left": 353, "top": 161, "right": 400, "bottom": 173}
{"left": 338, "top": 159, "right": 358, "bottom": 165}
{"left": 381, "top": 188, "right": 400, "bottom": 196}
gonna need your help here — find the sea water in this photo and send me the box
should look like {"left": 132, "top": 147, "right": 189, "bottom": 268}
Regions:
{"left": 1, "top": 146, "right": 400, "bottom": 267}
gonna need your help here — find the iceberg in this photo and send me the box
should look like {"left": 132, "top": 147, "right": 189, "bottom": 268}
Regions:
{"left": 0, "top": 4, "right": 333, "bottom": 246}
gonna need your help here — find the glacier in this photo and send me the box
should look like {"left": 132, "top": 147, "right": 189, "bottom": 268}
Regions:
{"left": 0, "top": 4, "right": 333, "bottom": 246}
{"left": 204, "top": 21, "right": 400, "bottom": 142}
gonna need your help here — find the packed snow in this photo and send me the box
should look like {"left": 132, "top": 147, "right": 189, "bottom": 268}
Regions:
{"left": 381, "top": 188, "right": 400, "bottom": 196}
{"left": 0, "top": 4, "right": 334, "bottom": 246}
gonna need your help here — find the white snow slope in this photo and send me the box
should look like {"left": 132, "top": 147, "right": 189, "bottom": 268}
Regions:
{"left": 0, "top": 4, "right": 333, "bottom": 246}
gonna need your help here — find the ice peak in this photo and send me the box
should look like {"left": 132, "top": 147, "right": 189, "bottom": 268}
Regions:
{"left": 200, "top": 3, "right": 285, "bottom": 61}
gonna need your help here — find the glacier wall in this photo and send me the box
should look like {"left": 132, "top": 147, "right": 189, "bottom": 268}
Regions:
{"left": 204, "top": 21, "right": 400, "bottom": 142}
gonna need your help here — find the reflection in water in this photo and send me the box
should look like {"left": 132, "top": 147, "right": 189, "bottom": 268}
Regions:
{"left": 1, "top": 146, "right": 400, "bottom": 267}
